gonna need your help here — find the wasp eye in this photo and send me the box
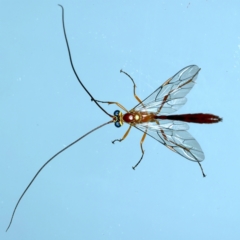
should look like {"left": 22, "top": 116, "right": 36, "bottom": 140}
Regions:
{"left": 114, "top": 121, "right": 121, "bottom": 128}
{"left": 114, "top": 110, "right": 120, "bottom": 116}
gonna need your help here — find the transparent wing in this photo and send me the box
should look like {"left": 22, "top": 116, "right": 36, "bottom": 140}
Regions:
{"left": 133, "top": 65, "right": 201, "bottom": 114}
{"left": 135, "top": 120, "right": 205, "bottom": 162}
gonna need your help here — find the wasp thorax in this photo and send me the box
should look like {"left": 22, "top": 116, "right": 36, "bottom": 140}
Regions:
{"left": 123, "top": 112, "right": 141, "bottom": 123}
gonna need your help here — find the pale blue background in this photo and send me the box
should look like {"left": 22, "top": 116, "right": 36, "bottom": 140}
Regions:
{"left": 1, "top": 1, "right": 239, "bottom": 239}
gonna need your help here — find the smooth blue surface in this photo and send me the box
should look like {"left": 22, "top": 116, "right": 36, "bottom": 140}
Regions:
{"left": 1, "top": 1, "right": 239, "bottom": 239}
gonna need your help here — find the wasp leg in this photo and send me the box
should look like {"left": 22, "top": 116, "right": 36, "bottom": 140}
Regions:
{"left": 175, "top": 143, "right": 206, "bottom": 177}
{"left": 112, "top": 125, "right": 132, "bottom": 144}
{"left": 159, "top": 126, "right": 206, "bottom": 177}
{"left": 197, "top": 162, "right": 206, "bottom": 177}
{"left": 167, "top": 140, "right": 206, "bottom": 178}
{"left": 120, "top": 69, "right": 144, "bottom": 107}
{"left": 92, "top": 99, "right": 128, "bottom": 112}
{"left": 132, "top": 130, "right": 147, "bottom": 170}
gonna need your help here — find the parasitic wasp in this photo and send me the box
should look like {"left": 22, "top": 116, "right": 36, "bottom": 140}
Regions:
{"left": 6, "top": 5, "right": 222, "bottom": 231}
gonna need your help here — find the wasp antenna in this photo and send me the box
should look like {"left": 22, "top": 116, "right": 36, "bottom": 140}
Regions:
{"left": 58, "top": 5, "right": 112, "bottom": 118}
{"left": 6, "top": 120, "right": 113, "bottom": 232}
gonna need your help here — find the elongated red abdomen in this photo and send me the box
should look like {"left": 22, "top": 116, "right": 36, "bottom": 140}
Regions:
{"left": 156, "top": 113, "right": 222, "bottom": 124}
